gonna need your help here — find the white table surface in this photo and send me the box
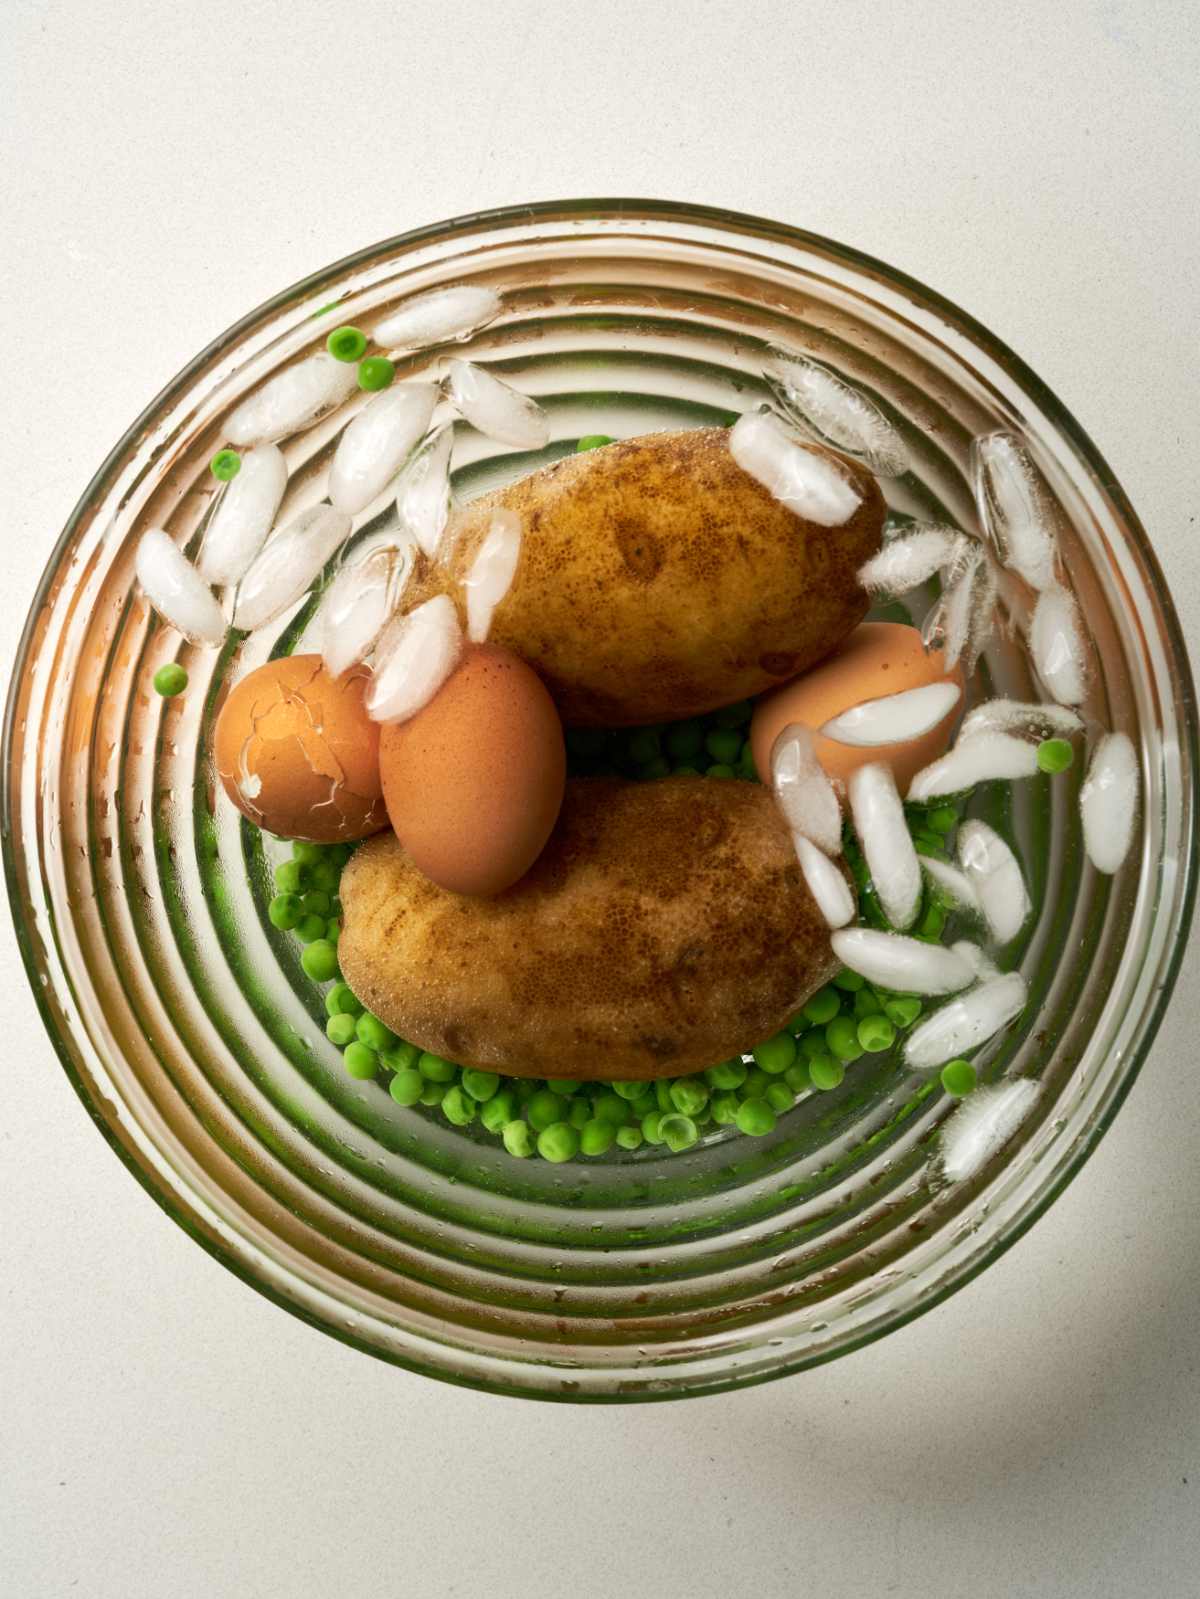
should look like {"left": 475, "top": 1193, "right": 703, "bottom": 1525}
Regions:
{"left": 3, "top": 3, "right": 1197, "bottom": 1595}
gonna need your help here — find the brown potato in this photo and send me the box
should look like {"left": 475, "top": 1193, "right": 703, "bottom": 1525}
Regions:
{"left": 338, "top": 776, "right": 848, "bottom": 1080}
{"left": 409, "top": 427, "right": 884, "bottom": 726}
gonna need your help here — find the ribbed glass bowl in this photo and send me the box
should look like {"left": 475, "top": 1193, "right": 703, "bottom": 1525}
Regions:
{"left": 4, "top": 201, "right": 1195, "bottom": 1400}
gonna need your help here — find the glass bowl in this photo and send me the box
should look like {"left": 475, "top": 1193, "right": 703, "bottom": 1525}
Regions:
{"left": 4, "top": 200, "right": 1195, "bottom": 1401}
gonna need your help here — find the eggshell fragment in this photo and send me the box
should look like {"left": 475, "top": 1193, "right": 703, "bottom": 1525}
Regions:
{"left": 750, "top": 621, "right": 964, "bottom": 793}
{"left": 213, "top": 655, "right": 388, "bottom": 842}
{"left": 379, "top": 644, "right": 566, "bottom": 896}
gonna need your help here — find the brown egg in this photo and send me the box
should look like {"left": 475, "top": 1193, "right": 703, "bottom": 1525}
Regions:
{"left": 750, "top": 622, "right": 964, "bottom": 793}
{"left": 379, "top": 644, "right": 566, "bottom": 897}
{"left": 214, "top": 655, "right": 388, "bottom": 842}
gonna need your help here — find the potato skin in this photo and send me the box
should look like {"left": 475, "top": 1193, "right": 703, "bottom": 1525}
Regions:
{"left": 338, "top": 776, "right": 847, "bottom": 1080}
{"left": 412, "top": 427, "right": 884, "bottom": 726}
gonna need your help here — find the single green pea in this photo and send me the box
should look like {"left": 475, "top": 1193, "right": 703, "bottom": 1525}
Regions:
{"left": 615, "top": 1125, "right": 644, "bottom": 1151}
{"left": 917, "top": 901, "right": 946, "bottom": 941}
{"left": 210, "top": 448, "right": 242, "bottom": 482}
{"left": 330, "top": 843, "right": 353, "bottom": 868}
{"left": 673, "top": 763, "right": 700, "bottom": 776}
{"left": 325, "top": 1013, "right": 357, "bottom": 1047}
{"left": 480, "top": 1089, "right": 518, "bottom": 1132}
{"left": 654, "top": 1079, "right": 674, "bottom": 1113}
{"left": 741, "top": 1067, "right": 771, "bottom": 1097}
{"left": 153, "top": 662, "right": 188, "bottom": 697}
{"left": 710, "top": 1091, "right": 740, "bottom": 1125}
{"left": 641, "top": 1111, "right": 666, "bottom": 1145}
{"left": 538, "top": 1121, "right": 580, "bottom": 1162}
{"left": 669, "top": 1078, "right": 709, "bottom": 1116}
{"left": 611, "top": 1080, "right": 646, "bottom": 1100}
{"left": 268, "top": 892, "right": 303, "bottom": 930}
{"left": 301, "top": 939, "right": 339, "bottom": 982}
{"left": 327, "top": 325, "right": 368, "bottom": 362}
{"left": 659, "top": 1113, "right": 698, "bottom": 1152}
{"left": 884, "top": 995, "right": 923, "bottom": 1029}
{"left": 857, "top": 1014, "right": 897, "bottom": 1053}
{"left": 580, "top": 1118, "right": 616, "bottom": 1156}
{"left": 737, "top": 741, "right": 758, "bottom": 782}
{"left": 389, "top": 1069, "right": 425, "bottom": 1106}
{"left": 310, "top": 858, "right": 339, "bottom": 893}
{"left": 325, "top": 981, "right": 362, "bottom": 1018}
{"left": 343, "top": 1041, "right": 378, "bottom": 1080}
{"left": 503, "top": 1119, "right": 534, "bottom": 1158}
{"left": 853, "top": 987, "right": 883, "bottom": 1019}
{"left": 462, "top": 1068, "right": 500, "bottom": 1102}
{"left": 568, "top": 1098, "right": 591, "bottom": 1130}
{"left": 576, "top": 434, "right": 614, "bottom": 451}
{"left": 301, "top": 888, "right": 332, "bottom": 917}
{"left": 940, "top": 1059, "right": 978, "bottom": 1096}
{"left": 1037, "top": 738, "right": 1075, "bottom": 774}
{"left": 274, "top": 859, "right": 307, "bottom": 895}
{"left": 441, "top": 1085, "right": 476, "bottom": 1126}
{"left": 356, "top": 1012, "right": 397, "bottom": 1051}
{"left": 784, "top": 1061, "right": 811, "bottom": 1094}
{"left": 419, "top": 1079, "right": 448, "bottom": 1106}
{"left": 527, "top": 1089, "right": 568, "bottom": 1131}
{"left": 357, "top": 355, "right": 395, "bottom": 391}
{"left": 631, "top": 1092, "right": 657, "bottom": 1120}
{"left": 825, "top": 1016, "right": 864, "bottom": 1062}
{"left": 626, "top": 727, "right": 662, "bottom": 764}
{"left": 833, "top": 968, "right": 865, "bottom": 993}
{"left": 664, "top": 720, "right": 705, "bottom": 760}
{"left": 638, "top": 756, "right": 672, "bottom": 780}
{"left": 764, "top": 1081, "right": 795, "bottom": 1114}
{"left": 735, "top": 1098, "right": 777, "bottom": 1137}
{"left": 799, "top": 1031, "right": 829, "bottom": 1062}
{"left": 753, "top": 1032, "right": 797, "bottom": 1075}
{"left": 290, "top": 840, "right": 324, "bottom": 865}
{"left": 928, "top": 805, "right": 959, "bottom": 834}
{"left": 418, "top": 1052, "right": 457, "bottom": 1083}
{"left": 913, "top": 833, "right": 948, "bottom": 859}
{"left": 713, "top": 699, "right": 753, "bottom": 728}
{"left": 809, "top": 1055, "right": 846, "bottom": 1091}
{"left": 705, "top": 1059, "right": 748, "bottom": 1091}
{"left": 546, "top": 1078, "right": 581, "bottom": 1096}
{"left": 591, "top": 1092, "right": 631, "bottom": 1126}
{"left": 296, "top": 913, "right": 330, "bottom": 945}
{"left": 803, "top": 986, "right": 841, "bottom": 1026}
{"left": 706, "top": 763, "right": 736, "bottom": 779}
{"left": 380, "top": 1040, "right": 419, "bottom": 1073}
{"left": 705, "top": 728, "right": 743, "bottom": 765}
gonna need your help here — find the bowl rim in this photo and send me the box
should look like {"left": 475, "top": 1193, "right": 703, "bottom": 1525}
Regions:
{"left": 5, "top": 196, "right": 1197, "bottom": 1400}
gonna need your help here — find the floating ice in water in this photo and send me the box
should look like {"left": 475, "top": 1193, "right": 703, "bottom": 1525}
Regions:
{"left": 904, "top": 972, "right": 1028, "bottom": 1069}
{"left": 375, "top": 284, "right": 502, "bottom": 350}
{"left": 396, "top": 423, "right": 455, "bottom": 559}
{"left": 972, "top": 432, "right": 1058, "bottom": 592}
{"left": 197, "top": 445, "right": 288, "bottom": 586}
{"left": 1080, "top": 731, "right": 1139, "bottom": 874}
{"left": 794, "top": 836, "right": 855, "bottom": 929}
{"left": 831, "top": 928, "right": 975, "bottom": 995}
{"left": 729, "top": 408, "right": 862, "bottom": 527}
{"left": 960, "top": 697, "right": 1083, "bottom": 743}
{"left": 939, "top": 1079, "right": 1039, "bottom": 1183}
{"left": 446, "top": 359, "right": 550, "bottom": 451}
{"left": 957, "top": 820, "right": 1031, "bottom": 943}
{"left": 318, "top": 535, "right": 416, "bottom": 680}
{"left": 328, "top": 383, "right": 439, "bottom": 515}
{"left": 764, "top": 348, "right": 910, "bottom": 477}
{"left": 849, "top": 763, "right": 921, "bottom": 930}
{"left": 135, "top": 530, "right": 227, "bottom": 645}
{"left": 232, "top": 504, "right": 352, "bottom": 632}
{"left": 366, "top": 594, "right": 463, "bottom": 724}
{"left": 962, "top": 549, "right": 1000, "bottom": 676}
{"left": 226, "top": 352, "right": 357, "bottom": 447}
{"left": 858, "top": 526, "right": 960, "bottom": 594}
{"left": 1030, "top": 586, "right": 1087, "bottom": 706}
{"left": 951, "top": 939, "right": 1000, "bottom": 982}
{"left": 464, "top": 509, "right": 522, "bottom": 643}
{"left": 821, "top": 680, "right": 961, "bottom": 747}
{"left": 921, "top": 857, "right": 981, "bottom": 916}
{"left": 770, "top": 724, "right": 842, "bottom": 856}
{"left": 908, "top": 731, "right": 1039, "bottom": 801}
{"left": 937, "top": 544, "right": 983, "bottom": 672}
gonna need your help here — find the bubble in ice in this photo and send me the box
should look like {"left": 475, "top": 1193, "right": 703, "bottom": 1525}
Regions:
{"left": 908, "top": 730, "right": 1040, "bottom": 802}
{"left": 1030, "top": 586, "right": 1087, "bottom": 706}
{"left": 959, "top": 698, "right": 1083, "bottom": 743}
{"left": 328, "top": 383, "right": 439, "bottom": 515}
{"left": 939, "top": 1078, "right": 1039, "bottom": 1183}
{"left": 794, "top": 836, "right": 855, "bottom": 929}
{"left": 729, "top": 408, "right": 862, "bottom": 527}
{"left": 857, "top": 526, "right": 960, "bottom": 594}
{"left": 366, "top": 594, "right": 463, "bottom": 725}
{"left": 971, "top": 432, "right": 1058, "bottom": 592}
{"left": 921, "top": 856, "right": 981, "bottom": 916}
{"left": 849, "top": 763, "right": 921, "bottom": 930}
{"left": 446, "top": 359, "right": 550, "bottom": 451}
{"left": 957, "top": 820, "right": 1031, "bottom": 943}
{"left": 904, "top": 972, "right": 1028, "bottom": 1070}
{"left": 226, "top": 352, "right": 357, "bottom": 447}
{"left": 232, "top": 503, "right": 352, "bottom": 632}
{"left": 319, "top": 534, "right": 416, "bottom": 681}
{"left": 396, "top": 423, "right": 455, "bottom": 559}
{"left": 770, "top": 724, "right": 842, "bottom": 856}
{"left": 464, "top": 509, "right": 522, "bottom": 644}
{"left": 135, "top": 530, "right": 227, "bottom": 645}
{"left": 1080, "top": 731, "right": 1139, "bottom": 874}
{"left": 831, "top": 928, "right": 975, "bottom": 995}
{"left": 374, "top": 284, "right": 502, "bottom": 350}
{"left": 763, "top": 348, "right": 910, "bottom": 478}
{"left": 197, "top": 444, "right": 288, "bottom": 586}
{"left": 821, "top": 679, "right": 961, "bottom": 748}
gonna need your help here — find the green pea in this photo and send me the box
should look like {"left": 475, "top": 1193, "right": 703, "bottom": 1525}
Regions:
{"left": 857, "top": 1014, "right": 897, "bottom": 1053}
{"left": 655, "top": 1079, "right": 674, "bottom": 1113}
{"left": 665, "top": 720, "right": 705, "bottom": 760}
{"left": 357, "top": 355, "right": 394, "bottom": 391}
{"left": 659, "top": 1113, "right": 698, "bottom": 1152}
{"left": 538, "top": 1121, "right": 580, "bottom": 1162}
{"left": 638, "top": 756, "right": 671, "bottom": 780}
{"left": 611, "top": 1080, "right": 646, "bottom": 1101}
{"left": 799, "top": 1032, "right": 828, "bottom": 1061}
{"left": 737, "top": 740, "right": 758, "bottom": 782}
{"left": 343, "top": 1041, "right": 378, "bottom": 1079}
{"left": 833, "top": 969, "right": 865, "bottom": 992}
{"left": 462, "top": 1068, "right": 500, "bottom": 1102}
{"left": 753, "top": 1033, "right": 797, "bottom": 1074}
{"left": 626, "top": 727, "right": 662, "bottom": 765}
{"left": 940, "top": 1059, "right": 978, "bottom": 1096}
{"left": 418, "top": 1052, "right": 457, "bottom": 1083}
{"left": 631, "top": 1092, "right": 657, "bottom": 1121}
{"left": 296, "top": 913, "right": 330, "bottom": 945}
{"left": 389, "top": 1069, "right": 424, "bottom": 1106}
{"left": 615, "top": 1125, "right": 644, "bottom": 1151}
{"left": 669, "top": 1078, "right": 709, "bottom": 1116}
{"left": 705, "top": 1059, "right": 748, "bottom": 1091}
{"left": 576, "top": 434, "right": 614, "bottom": 451}
{"left": 291, "top": 841, "right": 324, "bottom": 866}
{"left": 916, "top": 901, "right": 946, "bottom": 941}
{"left": 735, "top": 1098, "right": 777, "bottom": 1137}
{"left": 329, "top": 843, "right": 353, "bottom": 868}
{"left": 210, "top": 448, "right": 242, "bottom": 482}
{"left": 712, "top": 699, "right": 753, "bottom": 728}
{"left": 299, "top": 888, "right": 330, "bottom": 917}
{"left": 705, "top": 728, "right": 743, "bottom": 765}
{"left": 1037, "top": 737, "right": 1074, "bottom": 773}
{"left": 803, "top": 986, "right": 841, "bottom": 1025}
{"left": 356, "top": 1012, "right": 397, "bottom": 1051}
{"left": 380, "top": 1040, "right": 419, "bottom": 1073}
{"left": 853, "top": 987, "right": 882, "bottom": 1019}
{"left": 441, "top": 1085, "right": 476, "bottom": 1126}
{"left": 825, "top": 1016, "right": 864, "bottom": 1062}
{"left": 580, "top": 1119, "right": 616, "bottom": 1156}
{"left": 706, "top": 763, "right": 736, "bottom": 779}
{"left": 274, "top": 859, "right": 307, "bottom": 895}
{"left": 503, "top": 1120, "right": 534, "bottom": 1158}
{"left": 419, "top": 1079, "right": 448, "bottom": 1106}
{"left": 527, "top": 1089, "right": 568, "bottom": 1131}
{"left": 741, "top": 1067, "right": 771, "bottom": 1097}
{"left": 884, "top": 995, "right": 923, "bottom": 1029}
{"left": 591, "top": 1092, "right": 630, "bottom": 1126}
{"left": 784, "top": 1061, "right": 811, "bottom": 1094}
{"left": 325, "top": 1013, "right": 357, "bottom": 1046}
{"left": 480, "top": 1089, "right": 517, "bottom": 1132}
{"left": 710, "top": 1091, "right": 740, "bottom": 1125}
{"left": 268, "top": 892, "right": 303, "bottom": 930}
{"left": 311, "top": 858, "right": 339, "bottom": 893}
{"left": 914, "top": 833, "right": 947, "bottom": 859}
{"left": 327, "top": 325, "right": 367, "bottom": 362}
{"left": 546, "top": 1078, "right": 581, "bottom": 1096}
{"left": 568, "top": 1098, "right": 591, "bottom": 1130}
{"left": 928, "top": 805, "right": 959, "bottom": 834}
{"left": 325, "top": 981, "right": 362, "bottom": 1018}
{"left": 641, "top": 1111, "right": 666, "bottom": 1145}
{"left": 153, "top": 662, "right": 188, "bottom": 697}
{"left": 325, "top": 915, "right": 340, "bottom": 941}
{"left": 764, "top": 1081, "right": 795, "bottom": 1114}
{"left": 809, "top": 1054, "right": 845, "bottom": 1091}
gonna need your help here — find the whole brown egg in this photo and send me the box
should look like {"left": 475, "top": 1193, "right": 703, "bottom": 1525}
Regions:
{"left": 213, "top": 655, "right": 388, "bottom": 842}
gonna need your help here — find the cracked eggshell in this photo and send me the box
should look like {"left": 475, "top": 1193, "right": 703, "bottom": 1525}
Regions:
{"left": 213, "top": 654, "right": 388, "bottom": 843}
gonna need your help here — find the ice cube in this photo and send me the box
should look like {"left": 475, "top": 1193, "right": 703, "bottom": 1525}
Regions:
{"left": 764, "top": 348, "right": 910, "bottom": 477}
{"left": 972, "top": 432, "right": 1058, "bottom": 591}
{"left": 821, "top": 680, "right": 962, "bottom": 748}
{"left": 328, "top": 383, "right": 439, "bottom": 515}
{"left": 849, "top": 763, "right": 921, "bottom": 930}
{"left": 319, "top": 535, "right": 416, "bottom": 681}
{"left": 1080, "top": 731, "right": 1139, "bottom": 874}
{"left": 135, "top": 530, "right": 227, "bottom": 645}
{"left": 921, "top": 857, "right": 982, "bottom": 916}
{"left": 770, "top": 724, "right": 842, "bottom": 856}
{"left": 374, "top": 284, "right": 502, "bottom": 350}
{"left": 908, "top": 731, "right": 1040, "bottom": 801}
{"left": 857, "top": 526, "right": 960, "bottom": 594}
{"left": 1030, "top": 586, "right": 1087, "bottom": 706}
{"left": 197, "top": 444, "right": 288, "bottom": 586}
{"left": 366, "top": 594, "right": 463, "bottom": 724}
{"left": 904, "top": 972, "right": 1028, "bottom": 1069}
{"left": 939, "top": 1078, "right": 1039, "bottom": 1182}
{"left": 396, "top": 423, "right": 455, "bottom": 559}
{"left": 729, "top": 408, "right": 863, "bottom": 527}
{"left": 226, "top": 352, "right": 357, "bottom": 447}
{"left": 446, "top": 359, "right": 550, "bottom": 451}
{"left": 794, "top": 836, "right": 855, "bottom": 929}
{"left": 957, "top": 820, "right": 1031, "bottom": 943}
{"left": 232, "top": 504, "right": 352, "bottom": 632}
{"left": 830, "top": 928, "right": 975, "bottom": 995}
{"left": 959, "top": 698, "right": 1083, "bottom": 743}
{"left": 940, "top": 544, "right": 984, "bottom": 671}
{"left": 464, "top": 509, "right": 522, "bottom": 643}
